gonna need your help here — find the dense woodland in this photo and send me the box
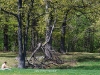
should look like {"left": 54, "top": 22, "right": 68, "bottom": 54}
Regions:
{"left": 0, "top": 0, "right": 100, "bottom": 68}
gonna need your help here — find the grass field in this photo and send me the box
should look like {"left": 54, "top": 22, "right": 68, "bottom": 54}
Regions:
{"left": 1, "top": 69, "right": 100, "bottom": 75}
{"left": 0, "top": 52, "right": 100, "bottom": 75}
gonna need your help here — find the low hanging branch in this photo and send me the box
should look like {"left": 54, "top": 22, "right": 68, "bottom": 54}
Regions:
{"left": 0, "top": 8, "right": 18, "bottom": 19}
{"left": 28, "top": 43, "right": 42, "bottom": 61}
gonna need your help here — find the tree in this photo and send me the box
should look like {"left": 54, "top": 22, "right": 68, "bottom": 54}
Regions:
{"left": 3, "top": 17, "right": 9, "bottom": 51}
{"left": 17, "top": 0, "right": 26, "bottom": 68}
{"left": 60, "top": 9, "right": 70, "bottom": 53}
{"left": 44, "top": 0, "right": 53, "bottom": 59}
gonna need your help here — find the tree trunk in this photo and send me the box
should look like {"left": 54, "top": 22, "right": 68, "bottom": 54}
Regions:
{"left": 44, "top": 0, "right": 53, "bottom": 59}
{"left": 45, "top": 27, "right": 52, "bottom": 59}
{"left": 31, "top": 19, "right": 38, "bottom": 51}
{"left": 60, "top": 15, "right": 67, "bottom": 53}
{"left": 60, "top": 9, "right": 70, "bottom": 53}
{"left": 84, "top": 28, "right": 94, "bottom": 52}
{"left": 3, "top": 24, "right": 8, "bottom": 51}
{"left": 18, "top": 0, "right": 25, "bottom": 68}
{"left": 23, "top": 13, "right": 30, "bottom": 57}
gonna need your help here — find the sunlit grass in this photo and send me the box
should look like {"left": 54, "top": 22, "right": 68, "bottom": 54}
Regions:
{"left": 0, "top": 52, "right": 18, "bottom": 68}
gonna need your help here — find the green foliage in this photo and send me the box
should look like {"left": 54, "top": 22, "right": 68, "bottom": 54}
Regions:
{"left": 0, "top": 0, "right": 100, "bottom": 52}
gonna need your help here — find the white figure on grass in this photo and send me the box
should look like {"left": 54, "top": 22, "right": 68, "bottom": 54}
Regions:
{"left": 1, "top": 61, "right": 11, "bottom": 70}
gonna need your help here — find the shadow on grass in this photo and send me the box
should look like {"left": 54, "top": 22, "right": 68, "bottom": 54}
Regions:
{"left": 54, "top": 56, "right": 100, "bottom": 69}
{"left": 0, "top": 53, "right": 17, "bottom": 57}
{"left": 0, "top": 52, "right": 17, "bottom": 57}
{"left": 72, "top": 65, "right": 100, "bottom": 70}
{"left": 0, "top": 56, "right": 16, "bottom": 57}
{"left": 55, "top": 65, "right": 100, "bottom": 70}
{"left": 77, "top": 56, "right": 100, "bottom": 62}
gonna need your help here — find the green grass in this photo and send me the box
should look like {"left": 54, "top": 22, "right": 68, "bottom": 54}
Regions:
{"left": 1, "top": 52, "right": 100, "bottom": 75}
{"left": 0, "top": 69, "right": 100, "bottom": 75}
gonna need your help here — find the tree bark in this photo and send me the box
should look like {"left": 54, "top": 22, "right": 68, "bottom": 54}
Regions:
{"left": 60, "top": 14, "right": 67, "bottom": 53}
{"left": 44, "top": 0, "right": 53, "bottom": 59}
{"left": 60, "top": 9, "right": 70, "bottom": 53}
{"left": 18, "top": 0, "right": 25, "bottom": 68}
{"left": 23, "top": 12, "right": 30, "bottom": 58}
{"left": 3, "top": 24, "right": 8, "bottom": 51}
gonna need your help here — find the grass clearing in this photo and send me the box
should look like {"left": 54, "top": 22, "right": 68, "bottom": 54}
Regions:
{"left": 0, "top": 52, "right": 100, "bottom": 75}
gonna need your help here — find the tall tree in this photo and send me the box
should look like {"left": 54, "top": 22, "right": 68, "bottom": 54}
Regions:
{"left": 17, "top": 0, "right": 25, "bottom": 68}
{"left": 44, "top": 0, "right": 53, "bottom": 59}
{"left": 3, "top": 17, "right": 8, "bottom": 51}
{"left": 60, "top": 9, "right": 70, "bottom": 53}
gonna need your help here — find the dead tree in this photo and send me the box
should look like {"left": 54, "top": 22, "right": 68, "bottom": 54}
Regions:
{"left": 27, "top": 0, "right": 63, "bottom": 69}
{"left": 27, "top": 16, "right": 63, "bottom": 68}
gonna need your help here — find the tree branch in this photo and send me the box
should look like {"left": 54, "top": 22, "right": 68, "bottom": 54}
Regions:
{"left": 1, "top": 8, "right": 18, "bottom": 19}
{"left": 42, "top": 16, "right": 57, "bottom": 46}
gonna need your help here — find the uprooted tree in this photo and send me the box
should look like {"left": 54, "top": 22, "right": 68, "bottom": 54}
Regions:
{"left": 27, "top": 0, "right": 63, "bottom": 68}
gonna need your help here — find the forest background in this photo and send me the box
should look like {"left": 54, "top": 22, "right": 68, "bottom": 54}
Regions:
{"left": 0, "top": 0, "right": 100, "bottom": 69}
